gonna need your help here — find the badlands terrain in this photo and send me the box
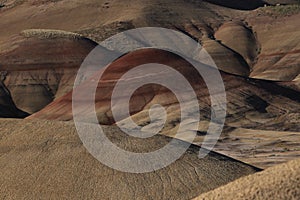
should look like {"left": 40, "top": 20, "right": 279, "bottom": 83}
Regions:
{"left": 0, "top": 0, "right": 299, "bottom": 199}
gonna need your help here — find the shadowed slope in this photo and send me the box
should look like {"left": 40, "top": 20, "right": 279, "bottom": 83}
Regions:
{"left": 204, "top": 0, "right": 265, "bottom": 10}
{"left": 204, "top": 0, "right": 300, "bottom": 11}
{"left": 264, "top": 0, "right": 300, "bottom": 5}
{"left": 0, "top": 80, "right": 28, "bottom": 118}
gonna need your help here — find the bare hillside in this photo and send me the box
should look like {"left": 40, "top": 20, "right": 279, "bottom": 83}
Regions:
{"left": 0, "top": 119, "right": 259, "bottom": 199}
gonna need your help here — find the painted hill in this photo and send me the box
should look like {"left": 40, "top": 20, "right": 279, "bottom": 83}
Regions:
{"left": 28, "top": 48, "right": 300, "bottom": 132}
{"left": 28, "top": 48, "right": 300, "bottom": 168}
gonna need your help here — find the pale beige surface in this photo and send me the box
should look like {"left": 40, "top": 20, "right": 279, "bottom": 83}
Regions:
{"left": 0, "top": 119, "right": 259, "bottom": 199}
{"left": 194, "top": 158, "right": 300, "bottom": 200}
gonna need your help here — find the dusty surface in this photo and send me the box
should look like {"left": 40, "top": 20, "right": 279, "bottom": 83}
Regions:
{"left": 0, "top": 118, "right": 259, "bottom": 199}
{"left": 194, "top": 158, "right": 300, "bottom": 200}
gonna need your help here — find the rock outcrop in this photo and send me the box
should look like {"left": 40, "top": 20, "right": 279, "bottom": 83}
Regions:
{"left": 0, "top": 30, "right": 97, "bottom": 114}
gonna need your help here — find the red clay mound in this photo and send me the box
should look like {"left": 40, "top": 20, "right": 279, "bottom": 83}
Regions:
{"left": 29, "top": 48, "right": 300, "bottom": 135}
{"left": 29, "top": 48, "right": 209, "bottom": 123}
